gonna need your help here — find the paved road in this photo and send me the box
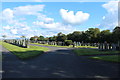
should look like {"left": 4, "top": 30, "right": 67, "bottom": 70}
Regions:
{"left": 2, "top": 44, "right": 120, "bottom": 78}
{"left": 0, "top": 45, "right": 2, "bottom": 79}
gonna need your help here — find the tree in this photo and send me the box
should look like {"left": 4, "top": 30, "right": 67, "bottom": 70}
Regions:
{"left": 39, "top": 36, "right": 45, "bottom": 41}
{"left": 44, "top": 37, "right": 49, "bottom": 41}
{"left": 98, "top": 30, "right": 112, "bottom": 43}
{"left": 112, "top": 26, "right": 120, "bottom": 43}
{"left": 67, "top": 31, "right": 83, "bottom": 42}
{"left": 65, "top": 40, "right": 73, "bottom": 46}
{"left": 49, "top": 36, "right": 57, "bottom": 41}
{"left": 37, "top": 37, "right": 41, "bottom": 41}
{"left": 30, "top": 36, "right": 38, "bottom": 41}
{"left": 85, "top": 28, "right": 100, "bottom": 43}
{"left": 30, "top": 37, "right": 35, "bottom": 41}
{"left": 21, "top": 35, "right": 26, "bottom": 39}
{"left": 56, "top": 32, "right": 67, "bottom": 42}
{"left": 2, "top": 35, "right": 7, "bottom": 40}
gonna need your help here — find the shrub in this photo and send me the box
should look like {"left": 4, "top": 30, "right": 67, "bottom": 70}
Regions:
{"left": 65, "top": 40, "right": 73, "bottom": 46}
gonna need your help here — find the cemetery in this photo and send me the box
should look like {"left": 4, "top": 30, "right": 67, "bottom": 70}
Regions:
{"left": 1, "top": 1, "right": 120, "bottom": 78}
{"left": 1, "top": 41, "right": 49, "bottom": 60}
{"left": 1, "top": 27, "right": 120, "bottom": 61}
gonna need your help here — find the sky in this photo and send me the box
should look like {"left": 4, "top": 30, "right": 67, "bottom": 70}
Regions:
{"left": 0, "top": 1, "right": 118, "bottom": 39}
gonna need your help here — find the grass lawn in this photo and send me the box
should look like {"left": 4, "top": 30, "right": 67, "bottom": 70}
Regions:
{"left": 0, "top": 41, "right": 2, "bottom": 45}
{"left": 31, "top": 43, "right": 97, "bottom": 48}
{"left": 90, "top": 55, "right": 120, "bottom": 63}
{"left": 76, "top": 46, "right": 97, "bottom": 48}
{"left": 1, "top": 42, "right": 49, "bottom": 60}
{"left": 74, "top": 49, "right": 120, "bottom": 56}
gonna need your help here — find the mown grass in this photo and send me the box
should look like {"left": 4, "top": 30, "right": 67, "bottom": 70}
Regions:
{"left": 73, "top": 49, "right": 119, "bottom": 56}
{"left": 31, "top": 43, "right": 97, "bottom": 48}
{"left": 76, "top": 46, "right": 98, "bottom": 48}
{"left": 0, "top": 41, "right": 2, "bottom": 45}
{"left": 1, "top": 42, "right": 49, "bottom": 60}
{"left": 90, "top": 55, "right": 120, "bottom": 63}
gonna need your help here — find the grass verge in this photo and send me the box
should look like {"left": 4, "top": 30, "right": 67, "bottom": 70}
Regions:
{"left": 90, "top": 55, "right": 120, "bottom": 63}
{"left": 0, "top": 41, "right": 2, "bottom": 45}
{"left": 1, "top": 42, "right": 49, "bottom": 60}
{"left": 73, "top": 49, "right": 119, "bottom": 56}
{"left": 76, "top": 46, "right": 97, "bottom": 48}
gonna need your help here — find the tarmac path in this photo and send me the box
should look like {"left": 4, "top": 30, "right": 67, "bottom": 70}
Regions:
{"left": 1, "top": 44, "right": 120, "bottom": 78}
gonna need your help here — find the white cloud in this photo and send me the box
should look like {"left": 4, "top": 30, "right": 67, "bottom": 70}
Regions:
{"left": 22, "top": 26, "right": 30, "bottom": 30}
{"left": 33, "top": 21, "right": 57, "bottom": 29}
{"left": 3, "top": 25, "right": 11, "bottom": 30}
{"left": 99, "top": 1, "right": 118, "bottom": 30}
{"left": 60, "top": 9, "right": 90, "bottom": 25}
{"left": 34, "top": 0, "right": 42, "bottom": 2}
{"left": 102, "top": 16, "right": 105, "bottom": 19}
{"left": 43, "top": 18, "right": 54, "bottom": 23}
{"left": 2, "top": 8, "right": 14, "bottom": 19}
{"left": 33, "top": 21, "right": 75, "bottom": 33}
{"left": 37, "top": 14, "right": 54, "bottom": 23}
{"left": 1, "top": 5, "right": 45, "bottom": 25}
{"left": 1, "top": 5, "right": 78, "bottom": 39}
{"left": 102, "top": 1, "right": 118, "bottom": 14}
{"left": 8, "top": 35, "right": 20, "bottom": 39}
{"left": 13, "top": 5, "right": 45, "bottom": 16}
{"left": 10, "top": 29, "right": 18, "bottom": 34}
{"left": 1, "top": 8, "right": 16, "bottom": 24}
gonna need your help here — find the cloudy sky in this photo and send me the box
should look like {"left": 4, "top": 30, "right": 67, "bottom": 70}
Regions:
{"left": 0, "top": 1, "right": 118, "bottom": 39}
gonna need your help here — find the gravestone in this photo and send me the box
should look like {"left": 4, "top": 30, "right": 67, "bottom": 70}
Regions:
{"left": 104, "top": 42, "right": 108, "bottom": 50}
{"left": 112, "top": 43, "right": 116, "bottom": 51}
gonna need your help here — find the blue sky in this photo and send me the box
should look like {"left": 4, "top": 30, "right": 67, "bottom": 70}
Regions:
{"left": 1, "top": 1, "right": 118, "bottom": 39}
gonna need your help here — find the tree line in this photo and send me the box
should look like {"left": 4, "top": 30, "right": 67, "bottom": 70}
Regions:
{"left": 30, "top": 26, "right": 120, "bottom": 44}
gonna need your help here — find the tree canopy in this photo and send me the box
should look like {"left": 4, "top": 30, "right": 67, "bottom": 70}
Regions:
{"left": 30, "top": 26, "right": 120, "bottom": 43}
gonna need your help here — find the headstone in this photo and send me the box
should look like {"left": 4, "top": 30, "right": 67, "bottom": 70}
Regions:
{"left": 112, "top": 43, "right": 116, "bottom": 51}
{"left": 104, "top": 41, "right": 108, "bottom": 50}
{"left": 108, "top": 43, "right": 112, "bottom": 50}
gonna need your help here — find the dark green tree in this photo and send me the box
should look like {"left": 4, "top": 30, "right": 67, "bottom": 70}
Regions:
{"left": 56, "top": 32, "right": 67, "bottom": 42}
{"left": 49, "top": 36, "right": 57, "bottom": 41}
{"left": 98, "top": 30, "right": 112, "bottom": 43}
{"left": 30, "top": 37, "right": 35, "bottom": 41}
{"left": 85, "top": 28, "right": 100, "bottom": 43}
{"left": 112, "top": 26, "right": 120, "bottom": 43}
{"left": 39, "top": 36, "right": 45, "bottom": 41}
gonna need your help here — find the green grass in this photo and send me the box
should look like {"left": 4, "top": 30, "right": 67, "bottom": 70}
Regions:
{"left": 0, "top": 41, "right": 2, "bottom": 45}
{"left": 90, "top": 55, "right": 120, "bottom": 63}
{"left": 31, "top": 43, "right": 97, "bottom": 48}
{"left": 2, "top": 42, "right": 49, "bottom": 60}
{"left": 74, "top": 49, "right": 120, "bottom": 56}
{"left": 76, "top": 46, "right": 98, "bottom": 48}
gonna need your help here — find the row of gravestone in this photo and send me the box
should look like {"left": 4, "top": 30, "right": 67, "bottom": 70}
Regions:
{"left": 98, "top": 43, "right": 120, "bottom": 51}
{"left": 38, "top": 41, "right": 66, "bottom": 46}
{"left": 4, "top": 39, "right": 29, "bottom": 48}
{"left": 32, "top": 41, "right": 120, "bottom": 51}
{"left": 32, "top": 41, "right": 100, "bottom": 47}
